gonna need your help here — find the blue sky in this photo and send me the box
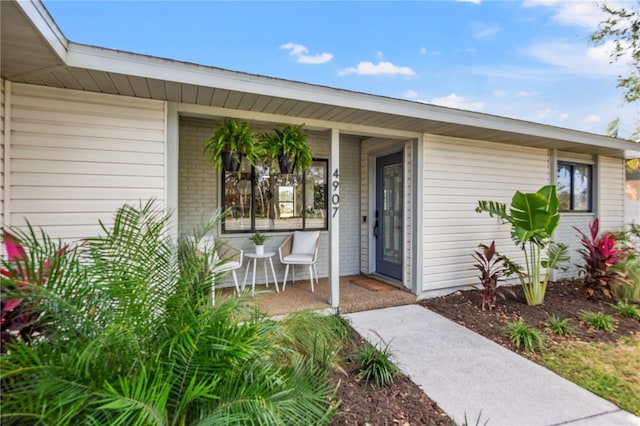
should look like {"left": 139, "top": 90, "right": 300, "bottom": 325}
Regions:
{"left": 43, "top": 0, "right": 639, "bottom": 138}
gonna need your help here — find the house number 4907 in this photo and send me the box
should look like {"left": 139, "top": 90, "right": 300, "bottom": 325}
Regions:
{"left": 332, "top": 168, "right": 339, "bottom": 218}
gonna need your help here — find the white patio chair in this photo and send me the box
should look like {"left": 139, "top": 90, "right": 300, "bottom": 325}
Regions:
{"left": 200, "top": 239, "right": 243, "bottom": 304}
{"left": 278, "top": 231, "right": 320, "bottom": 292}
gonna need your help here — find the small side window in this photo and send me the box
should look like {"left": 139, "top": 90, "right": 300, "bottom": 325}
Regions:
{"left": 557, "top": 162, "right": 592, "bottom": 212}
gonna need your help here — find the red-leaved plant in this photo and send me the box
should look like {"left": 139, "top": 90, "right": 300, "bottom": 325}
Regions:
{"left": 574, "top": 218, "right": 630, "bottom": 299}
{"left": 471, "top": 241, "right": 512, "bottom": 310}
{"left": 1, "top": 231, "right": 67, "bottom": 351}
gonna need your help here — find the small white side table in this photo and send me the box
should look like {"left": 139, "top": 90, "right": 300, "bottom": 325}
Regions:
{"left": 243, "top": 252, "right": 279, "bottom": 295}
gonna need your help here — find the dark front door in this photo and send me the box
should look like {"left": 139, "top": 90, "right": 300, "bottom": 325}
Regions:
{"left": 374, "top": 152, "right": 403, "bottom": 280}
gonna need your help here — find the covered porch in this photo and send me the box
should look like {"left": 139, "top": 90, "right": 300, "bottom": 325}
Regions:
{"left": 177, "top": 114, "right": 420, "bottom": 311}
{"left": 217, "top": 275, "right": 416, "bottom": 316}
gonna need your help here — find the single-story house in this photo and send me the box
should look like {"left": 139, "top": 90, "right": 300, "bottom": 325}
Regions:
{"left": 2, "top": 0, "right": 639, "bottom": 307}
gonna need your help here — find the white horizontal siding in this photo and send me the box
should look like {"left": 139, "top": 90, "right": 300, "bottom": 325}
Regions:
{"left": 9, "top": 83, "right": 167, "bottom": 241}
{"left": 422, "top": 135, "right": 550, "bottom": 292}
{"left": 598, "top": 155, "right": 625, "bottom": 233}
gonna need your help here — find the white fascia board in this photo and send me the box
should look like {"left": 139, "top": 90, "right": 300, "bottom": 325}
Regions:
{"left": 17, "top": 0, "right": 69, "bottom": 62}
{"left": 65, "top": 43, "right": 638, "bottom": 152}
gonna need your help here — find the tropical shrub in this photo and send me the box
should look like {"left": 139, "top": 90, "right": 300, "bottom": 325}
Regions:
{"left": 574, "top": 218, "right": 631, "bottom": 299}
{"left": 0, "top": 201, "right": 340, "bottom": 425}
{"left": 503, "top": 319, "right": 544, "bottom": 352}
{"left": 1, "top": 230, "right": 68, "bottom": 351}
{"left": 579, "top": 310, "right": 617, "bottom": 331}
{"left": 611, "top": 225, "right": 640, "bottom": 302}
{"left": 354, "top": 339, "right": 400, "bottom": 387}
{"left": 471, "top": 241, "right": 512, "bottom": 311}
{"left": 476, "top": 185, "right": 569, "bottom": 305}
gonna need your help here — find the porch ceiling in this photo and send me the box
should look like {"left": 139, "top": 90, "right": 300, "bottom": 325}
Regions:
{"left": 2, "top": 0, "right": 638, "bottom": 159}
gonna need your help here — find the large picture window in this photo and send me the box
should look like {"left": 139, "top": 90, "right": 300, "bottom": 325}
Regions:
{"left": 222, "top": 159, "right": 328, "bottom": 232}
{"left": 557, "top": 161, "right": 592, "bottom": 212}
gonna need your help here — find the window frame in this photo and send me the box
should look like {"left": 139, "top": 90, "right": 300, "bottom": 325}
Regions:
{"left": 220, "top": 159, "right": 329, "bottom": 234}
{"left": 557, "top": 161, "right": 593, "bottom": 212}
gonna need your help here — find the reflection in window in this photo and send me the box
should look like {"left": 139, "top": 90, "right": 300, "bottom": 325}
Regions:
{"left": 557, "top": 162, "right": 592, "bottom": 212}
{"left": 222, "top": 160, "right": 328, "bottom": 232}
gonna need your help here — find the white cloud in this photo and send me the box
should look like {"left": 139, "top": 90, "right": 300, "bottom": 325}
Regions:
{"left": 458, "top": 0, "right": 481, "bottom": 4}
{"left": 517, "top": 90, "right": 537, "bottom": 97}
{"left": 551, "top": 2, "right": 603, "bottom": 28}
{"left": 472, "top": 22, "right": 501, "bottom": 39}
{"left": 404, "top": 90, "right": 419, "bottom": 99}
{"left": 493, "top": 90, "right": 508, "bottom": 98}
{"left": 297, "top": 53, "right": 333, "bottom": 64}
{"left": 534, "top": 108, "right": 553, "bottom": 120}
{"left": 419, "top": 47, "right": 427, "bottom": 55}
{"left": 339, "top": 61, "right": 416, "bottom": 77}
{"left": 522, "top": 0, "right": 608, "bottom": 28}
{"left": 523, "top": 41, "right": 629, "bottom": 77}
{"left": 376, "top": 51, "right": 384, "bottom": 58}
{"left": 280, "top": 42, "right": 333, "bottom": 64}
{"left": 559, "top": 113, "right": 569, "bottom": 121}
{"left": 584, "top": 114, "right": 602, "bottom": 123}
{"left": 429, "top": 93, "right": 485, "bottom": 111}
{"left": 522, "top": 0, "right": 559, "bottom": 7}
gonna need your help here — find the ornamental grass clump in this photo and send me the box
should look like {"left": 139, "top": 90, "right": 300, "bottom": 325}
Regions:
{"left": 0, "top": 201, "right": 338, "bottom": 425}
{"left": 579, "top": 310, "right": 617, "bottom": 331}
{"left": 545, "top": 315, "right": 573, "bottom": 337}
{"left": 611, "top": 300, "right": 640, "bottom": 320}
{"left": 354, "top": 339, "right": 400, "bottom": 387}
{"left": 503, "top": 319, "right": 545, "bottom": 352}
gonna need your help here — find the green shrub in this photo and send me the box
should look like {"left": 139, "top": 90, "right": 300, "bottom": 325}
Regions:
{"left": 277, "top": 310, "right": 351, "bottom": 370}
{"left": 545, "top": 315, "right": 573, "bottom": 337}
{"left": 0, "top": 201, "right": 338, "bottom": 425}
{"left": 503, "top": 320, "right": 545, "bottom": 352}
{"left": 354, "top": 339, "right": 400, "bottom": 387}
{"left": 579, "top": 310, "right": 617, "bottom": 331}
{"left": 611, "top": 300, "right": 640, "bottom": 320}
{"left": 611, "top": 257, "right": 640, "bottom": 302}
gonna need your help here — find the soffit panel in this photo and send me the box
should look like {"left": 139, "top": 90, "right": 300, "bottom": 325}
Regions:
{"left": 180, "top": 83, "right": 199, "bottom": 104}
{"left": 195, "top": 86, "right": 214, "bottom": 106}
{"left": 0, "top": 2, "right": 64, "bottom": 80}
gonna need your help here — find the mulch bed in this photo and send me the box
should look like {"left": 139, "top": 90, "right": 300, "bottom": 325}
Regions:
{"left": 418, "top": 280, "right": 639, "bottom": 352}
{"left": 329, "top": 280, "right": 639, "bottom": 425}
{"left": 330, "top": 331, "right": 451, "bottom": 426}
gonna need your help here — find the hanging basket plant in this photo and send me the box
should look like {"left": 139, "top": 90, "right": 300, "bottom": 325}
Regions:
{"left": 204, "top": 118, "right": 258, "bottom": 172}
{"left": 259, "top": 124, "right": 312, "bottom": 174}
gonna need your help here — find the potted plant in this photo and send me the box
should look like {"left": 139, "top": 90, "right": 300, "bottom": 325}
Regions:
{"left": 249, "top": 232, "right": 268, "bottom": 255}
{"left": 204, "top": 118, "right": 258, "bottom": 172}
{"left": 260, "top": 124, "right": 312, "bottom": 174}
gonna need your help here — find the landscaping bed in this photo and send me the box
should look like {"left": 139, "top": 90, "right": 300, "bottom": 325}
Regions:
{"left": 418, "top": 280, "right": 638, "bottom": 348}
{"left": 329, "top": 279, "right": 639, "bottom": 424}
{"left": 330, "top": 332, "right": 451, "bottom": 426}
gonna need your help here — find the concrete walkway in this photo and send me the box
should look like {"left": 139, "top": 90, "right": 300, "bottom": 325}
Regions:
{"left": 346, "top": 304, "right": 640, "bottom": 426}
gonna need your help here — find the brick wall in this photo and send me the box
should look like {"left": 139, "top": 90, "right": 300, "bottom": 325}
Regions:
{"left": 339, "top": 135, "right": 361, "bottom": 275}
{"left": 178, "top": 118, "right": 361, "bottom": 285}
{"left": 178, "top": 118, "right": 217, "bottom": 235}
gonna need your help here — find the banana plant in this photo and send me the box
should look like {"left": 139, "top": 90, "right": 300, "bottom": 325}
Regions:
{"left": 476, "top": 185, "right": 569, "bottom": 305}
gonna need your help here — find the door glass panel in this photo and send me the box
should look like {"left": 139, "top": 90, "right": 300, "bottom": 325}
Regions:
{"left": 382, "top": 163, "right": 402, "bottom": 264}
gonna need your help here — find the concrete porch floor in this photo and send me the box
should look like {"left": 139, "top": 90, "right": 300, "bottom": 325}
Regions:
{"left": 218, "top": 275, "right": 417, "bottom": 316}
